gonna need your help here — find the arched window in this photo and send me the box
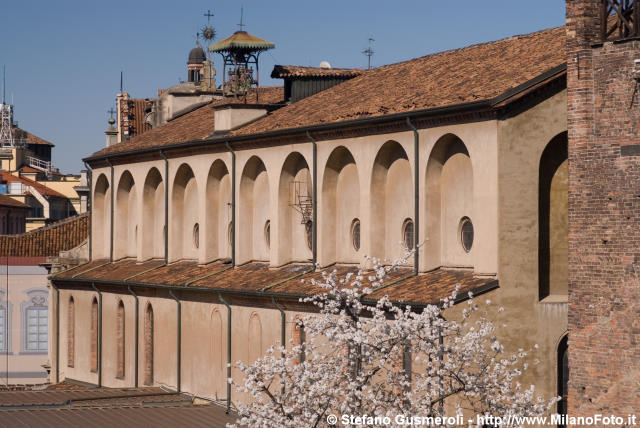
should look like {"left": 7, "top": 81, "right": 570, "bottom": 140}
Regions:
{"left": 557, "top": 335, "right": 569, "bottom": 423}
{"left": 90, "top": 298, "right": 98, "bottom": 373}
{"left": 539, "top": 132, "right": 568, "bottom": 300}
{"left": 144, "top": 303, "right": 154, "bottom": 385}
{"left": 402, "top": 218, "right": 414, "bottom": 250}
{"left": 248, "top": 312, "right": 262, "bottom": 363}
{"left": 116, "top": 300, "right": 125, "bottom": 378}
{"left": 67, "top": 297, "right": 75, "bottom": 367}
{"left": 351, "top": 219, "right": 361, "bottom": 252}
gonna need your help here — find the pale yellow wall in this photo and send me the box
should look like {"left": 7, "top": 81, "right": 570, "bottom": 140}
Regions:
{"left": 549, "top": 159, "right": 568, "bottom": 296}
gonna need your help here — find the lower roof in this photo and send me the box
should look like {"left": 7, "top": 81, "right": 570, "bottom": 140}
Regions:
{"left": 52, "top": 258, "right": 498, "bottom": 308}
{"left": 0, "top": 385, "right": 236, "bottom": 427}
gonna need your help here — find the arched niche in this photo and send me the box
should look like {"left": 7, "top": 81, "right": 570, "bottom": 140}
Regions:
{"left": 248, "top": 312, "right": 262, "bottom": 364}
{"left": 93, "top": 174, "right": 110, "bottom": 259}
{"left": 538, "top": 131, "right": 568, "bottom": 300}
{"left": 205, "top": 160, "right": 231, "bottom": 262}
{"left": 144, "top": 303, "right": 154, "bottom": 385}
{"left": 424, "top": 134, "right": 473, "bottom": 269}
{"left": 171, "top": 164, "right": 199, "bottom": 261}
{"left": 370, "top": 141, "right": 412, "bottom": 262}
{"left": 239, "top": 156, "right": 270, "bottom": 263}
{"left": 141, "top": 168, "right": 164, "bottom": 260}
{"left": 114, "top": 171, "right": 138, "bottom": 259}
{"left": 321, "top": 146, "right": 360, "bottom": 265}
{"left": 278, "top": 152, "right": 312, "bottom": 264}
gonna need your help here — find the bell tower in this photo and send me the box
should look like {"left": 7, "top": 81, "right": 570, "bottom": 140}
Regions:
{"left": 567, "top": 0, "right": 640, "bottom": 417}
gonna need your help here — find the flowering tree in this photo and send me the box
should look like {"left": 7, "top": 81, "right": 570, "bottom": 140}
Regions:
{"left": 229, "top": 252, "right": 557, "bottom": 427}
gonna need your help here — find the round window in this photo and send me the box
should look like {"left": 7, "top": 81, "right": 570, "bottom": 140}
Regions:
{"left": 264, "top": 220, "right": 271, "bottom": 249}
{"left": 351, "top": 218, "right": 361, "bottom": 251}
{"left": 402, "top": 218, "right": 414, "bottom": 250}
{"left": 460, "top": 217, "right": 474, "bottom": 252}
{"left": 193, "top": 223, "right": 200, "bottom": 249}
{"left": 305, "top": 220, "right": 313, "bottom": 251}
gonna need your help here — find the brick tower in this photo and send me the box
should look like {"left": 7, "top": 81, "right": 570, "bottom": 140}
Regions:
{"left": 567, "top": 0, "right": 640, "bottom": 418}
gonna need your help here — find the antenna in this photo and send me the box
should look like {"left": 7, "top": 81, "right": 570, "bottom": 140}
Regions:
{"left": 2, "top": 65, "right": 5, "bottom": 104}
{"left": 363, "top": 37, "right": 375, "bottom": 70}
{"left": 238, "top": 6, "right": 246, "bottom": 31}
{"left": 120, "top": 71, "right": 123, "bottom": 93}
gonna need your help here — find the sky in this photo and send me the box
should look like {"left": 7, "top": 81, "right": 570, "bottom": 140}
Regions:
{"left": 0, "top": 1, "right": 566, "bottom": 174}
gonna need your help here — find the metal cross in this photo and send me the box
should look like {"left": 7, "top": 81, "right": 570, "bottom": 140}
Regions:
{"left": 203, "top": 9, "right": 214, "bottom": 25}
{"left": 237, "top": 6, "right": 246, "bottom": 31}
{"left": 107, "top": 107, "right": 116, "bottom": 119}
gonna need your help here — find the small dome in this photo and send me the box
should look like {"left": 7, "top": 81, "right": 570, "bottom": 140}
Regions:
{"left": 188, "top": 46, "right": 206, "bottom": 64}
{"left": 319, "top": 61, "right": 331, "bottom": 69}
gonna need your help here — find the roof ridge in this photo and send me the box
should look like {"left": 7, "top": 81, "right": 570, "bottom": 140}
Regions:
{"left": 5, "top": 213, "right": 89, "bottom": 239}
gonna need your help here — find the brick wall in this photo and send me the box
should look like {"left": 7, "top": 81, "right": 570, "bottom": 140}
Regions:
{"left": 567, "top": 0, "right": 640, "bottom": 419}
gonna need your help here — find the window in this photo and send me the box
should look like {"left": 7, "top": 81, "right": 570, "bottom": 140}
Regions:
{"left": 144, "top": 304, "right": 154, "bottom": 385}
{"left": 305, "top": 220, "right": 313, "bottom": 251}
{"left": 193, "top": 223, "right": 200, "bottom": 249}
{"left": 116, "top": 301, "right": 125, "bottom": 379}
{"left": 460, "top": 217, "right": 474, "bottom": 253}
{"left": 402, "top": 218, "right": 414, "bottom": 250}
{"left": 264, "top": 220, "right": 271, "bottom": 249}
{"left": 0, "top": 303, "right": 7, "bottom": 352}
{"left": 67, "top": 297, "right": 75, "bottom": 367}
{"left": 351, "top": 219, "right": 360, "bottom": 251}
{"left": 25, "top": 307, "right": 47, "bottom": 352}
{"left": 90, "top": 298, "right": 98, "bottom": 373}
{"left": 227, "top": 222, "right": 233, "bottom": 247}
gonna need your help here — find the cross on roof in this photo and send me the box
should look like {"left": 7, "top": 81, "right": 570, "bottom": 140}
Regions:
{"left": 203, "top": 9, "right": 214, "bottom": 25}
{"left": 237, "top": 6, "right": 246, "bottom": 31}
{"left": 107, "top": 107, "right": 116, "bottom": 119}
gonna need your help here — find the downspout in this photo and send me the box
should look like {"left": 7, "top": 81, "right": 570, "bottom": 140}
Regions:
{"left": 406, "top": 118, "right": 419, "bottom": 275}
{"left": 224, "top": 142, "right": 236, "bottom": 267}
{"left": 305, "top": 132, "right": 318, "bottom": 267}
{"left": 127, "top": 285, "right": 139, "bottom": 388}
{"left": 51, "top": 282, "right": 60, "bottom": 384}
{"left": 271, "top": 296, "right": 286, "bottom": 395}
{"left": 91, "top": 283, "right": 102, "bottom": 387}
{"left": 159, "top": 151, "right": 169, "bottom": 264}
{"left": 218, "top": 292, "right": 232, "bottom": 413}
{"left": 105, "top": 159, "right": 114, "bottom": 263}
{"left": 84, "top": 162, "right": 92, "bottom": 261}
{"left": 168, "top": 289, "right": 181, "bottom": 392}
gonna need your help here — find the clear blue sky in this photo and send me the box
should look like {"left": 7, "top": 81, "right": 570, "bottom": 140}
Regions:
{"left": 1, "top": 1, "right": 565, "bottom": 173}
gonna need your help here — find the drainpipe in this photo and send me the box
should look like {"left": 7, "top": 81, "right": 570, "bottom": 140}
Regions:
{"left": 305, "top": 132, "right": 318, "bottom": 267}
{"left": 51, "top": 282, "right": 60, "bottom": 384}
{"left": 91, "top": 283, "right": 102, "bottom": 387}
{"left": 159, "top": 151, "right": 169, "bottom": 264}
{"left": 168, "top": 289, "right": 181, "bottom": 392}
{"left": 218, "top": 292, "right": 232, "bottom": 413}
{"left": 84, "top": 162, "right": 92, "bottom": 261}
{"left": 127, "top": 285, "right": 139, "bottom": 388}
{"left": 105, "top": 159, "right": 114, "bottom": 263}
{"left": 224, "top": 142, "right": 236, "bottom": 267}
{"left": 406, "top": 118, "right": 419, "bottom": 275}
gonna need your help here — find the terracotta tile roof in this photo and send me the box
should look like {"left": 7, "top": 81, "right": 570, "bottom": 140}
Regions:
{"left": 0, "top": 386, "right": 236, "bottom": 427}
{"left": 0, "top": 213, "right": 88, "bottom": 257}
{"left": 0, "top": 171, "right": 67, "bottom": 198}
{"left": 271, "top": 65, "right": 365, "bottom": 78}
{"left": 90, "top": 86, "right": 284, "bottom": 158}
{"left": 13, "top": 126, "right": 54, "bottom": 146}
{"left": 233, "top": 26, "right": 566, "bottom": 135}
{"left": 0, "top": 194, "right": 28, "bottom": 209}
{"left": 51, "top": 259, "right": 497, "bottom": 306}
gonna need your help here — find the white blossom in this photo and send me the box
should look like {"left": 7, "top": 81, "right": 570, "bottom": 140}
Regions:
{"left": 228, "top": 250, "right": 558, "bottom": 428}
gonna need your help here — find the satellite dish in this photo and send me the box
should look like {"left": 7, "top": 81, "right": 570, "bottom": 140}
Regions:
{"left": 319, "top": 61, "right": 331, "bottom": 69}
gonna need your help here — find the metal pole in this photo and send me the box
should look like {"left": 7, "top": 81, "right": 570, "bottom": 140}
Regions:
{"left": 225, "top": 142, "right": 236, "bottom": 267}
{"left": 127, "top": 285, "right": 139, "bottom": 388}
{"left": 218, "top": 292, "right": 232, "bottom": 413}
{"left": 305, "top": 132, "right": 318, "bottom": 267}
{"left": 159, "top": 151, "right": 169, "bottom": 264}
{"left": 168, "top": 289, "right": 181, "bottom": 392}
{"left": 406, "top": 118, "right": 419, "bottom": 275}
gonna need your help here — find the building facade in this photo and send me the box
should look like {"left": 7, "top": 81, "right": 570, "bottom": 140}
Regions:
{"left": 49, "top": 25, "right": 573, "bottom": 412}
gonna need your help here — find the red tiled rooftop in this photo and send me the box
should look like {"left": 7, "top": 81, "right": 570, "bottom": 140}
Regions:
{"left": 0, "top": 194, "right": 28, "bottom": 209}
{"left": 13, "top": 126, "right": 54, "bottom": 146}
{"left": 271, "top": 64, "right": 365, "bottom": 78}
{"left": 0, "top": 171, "right": 67, "bottom": 198}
